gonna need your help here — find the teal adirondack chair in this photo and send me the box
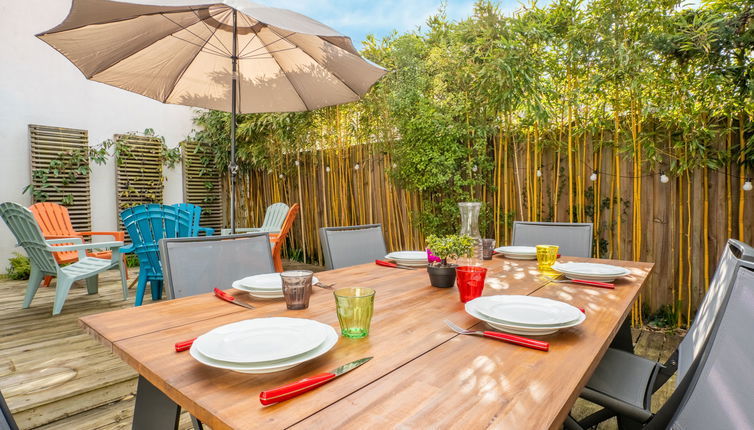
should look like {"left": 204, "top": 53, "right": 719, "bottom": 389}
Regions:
{"left": 0, "top": 202, "right": 127, "bottom": 315}
{"left": 220, "top": 202, "right": 289, "bottom": 235}
{"left": 173, "top": 203, "right": 215, "bottom": 236}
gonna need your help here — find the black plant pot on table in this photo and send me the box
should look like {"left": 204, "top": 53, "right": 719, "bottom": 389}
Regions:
{"left": 427, "top": 264, "right": 458, "bottom": 288}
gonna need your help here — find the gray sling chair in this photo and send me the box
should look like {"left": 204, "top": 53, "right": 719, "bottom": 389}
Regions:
{"left": 133, "top": 233, "right": 274, "bottom": 430}
{"left": 511, "top": 221, "right": 594, "bottom": 258}
{"left": 571, "top": 238, "right": 754, "bottom": 430}
{"left": 565, "top": 259, "right": 754, "bottom": 430}
{"left": 0, "top": 389, "right": 18, "bottom": 430}
{"left": 319, "top": 224, "right": 388, "bottom": 270}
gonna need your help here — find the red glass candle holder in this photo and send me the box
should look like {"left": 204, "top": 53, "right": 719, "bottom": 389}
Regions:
{"left": 456, "top": 266, "right": 488, "bottom": 303}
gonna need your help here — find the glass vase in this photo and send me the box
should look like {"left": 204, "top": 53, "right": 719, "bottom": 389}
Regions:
{"left": 458, "top": 202, "right": 483, "bottom": 264}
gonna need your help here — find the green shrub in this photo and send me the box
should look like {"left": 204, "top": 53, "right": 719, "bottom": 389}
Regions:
{"left": 125, "top": 254, "right": 140, "bottom": 267}
{"left": 426, "top": 234, "right": 474, "bottom": 266}
{"left": 6, "top": 253, "right": 31, "bottom": 280}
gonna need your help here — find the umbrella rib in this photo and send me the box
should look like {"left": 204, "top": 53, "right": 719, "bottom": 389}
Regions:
{"left": 161, "top": 21, "right": 219, "bottom": 104}
{"left": 191, "top": 8, "right": 233, "bottom": 57}
{"left": 240, "top": 47, "right": 299, "bottom": 59}
{"left": 36, "top": 7, "right": 206, "bottom": 36}
{"left": 241, "top": 31, "right": 296, "bottom": 57}
{"left": 236, "top": 12, "right": 259, "bottom": 58}
{"left": 163, "top": 11, "right": 230, "bottom": 57}
{"left": 268, "top": 27, "right": 362, "bottom": 98}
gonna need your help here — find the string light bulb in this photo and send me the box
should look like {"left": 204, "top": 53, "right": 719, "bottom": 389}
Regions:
{"left": 536, "top": 169, "right": 542, "bottom": 177}
{"left": 325, "top": 166, "right": 331, "bottom": 173}
{"left": 744, "top": 179, "right": 753, "bottom": 192}
{"left": 294, "top": 160, "right": 300, "bottom": 166}
{"left": 589, "top": 171, "right": 597, "bottom": 181}
{"left": 392, "top": 163, "right": 397, "bottom": 169}
{"left": 472, "top": 165, "right": 478, "bottom": 173}
{"left": 354, "top": 163, "right": 360, "bottom": 170}
{"left": 278, "top": 173, "right": 284, "bottom": 179}
{"left": 660, "top": 172, "right": 669, "bottom": 184}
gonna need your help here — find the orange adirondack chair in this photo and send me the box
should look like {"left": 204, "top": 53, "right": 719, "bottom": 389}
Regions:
{"left": 29, "top": 202, "right": 127, "bottom": 286}
{"left": 269, "top": 203, "right": 300, "bottom": 272}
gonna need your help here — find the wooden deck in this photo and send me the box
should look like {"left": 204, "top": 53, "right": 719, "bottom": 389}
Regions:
{"left": 0, "top": 264, "right": 680, "bottom": 430}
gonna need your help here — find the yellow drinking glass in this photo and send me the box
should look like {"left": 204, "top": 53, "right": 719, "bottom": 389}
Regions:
{"left": 536, "top": 245, "right": 559, "bottom": 273}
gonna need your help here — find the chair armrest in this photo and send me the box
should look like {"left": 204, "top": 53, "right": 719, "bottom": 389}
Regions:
{"left": 78, "top": 231, "right": 126, "bottom": 241}
{"left": 46, "top": 237, "right": 84, "bottom": 245}
{"left": 46, "top": 241, "right": 124, "bottom": 261}
{"left": 269, "top": 233, "right": 280, "bottom": 242}
{"left": 120, "top": 244, "right": 135, "bottom": 254}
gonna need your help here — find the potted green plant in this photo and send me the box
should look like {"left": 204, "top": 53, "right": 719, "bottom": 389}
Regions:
{"left": 425, "top": 234, "right": 474, "bottom": 288}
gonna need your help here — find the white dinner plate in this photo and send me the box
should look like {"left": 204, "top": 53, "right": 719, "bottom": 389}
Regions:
{"left": 385, "top": 251, "right": 428, "bottom": 261}
{"left": 195, "top": 318, "right": 328, "bottom": 363}
{"left": 469, "top": 295, "right": 582, "bottom": 326}
{"left": 465, "top": 301, "right": 586, "bottom": 335}
{"left": 552, "top": 262, "right": 630, "bottom": 281}
{"left": 234, "top": 274, "right": 320, "bottom": 292}
{"left": 494, "top": 246, "right": 537, "bottom": 260}
{"left": 190, "top": 321, "right": 338, "bottom": 374}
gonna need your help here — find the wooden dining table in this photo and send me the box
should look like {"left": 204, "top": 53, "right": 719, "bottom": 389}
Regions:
{"left": 80, "top": 255, "right": 653, "bottom": 430}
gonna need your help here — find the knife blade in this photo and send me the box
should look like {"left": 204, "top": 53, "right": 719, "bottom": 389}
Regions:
{"left": 213, "top": 287, "right": 255, "bottom": 309}
{"left": 259, "top": 357, "right": 372, "bottom": 405}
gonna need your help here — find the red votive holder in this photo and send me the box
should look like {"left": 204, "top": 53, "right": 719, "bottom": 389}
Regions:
{"left": 456, "top": 266, "right": 488, "bottom": 303}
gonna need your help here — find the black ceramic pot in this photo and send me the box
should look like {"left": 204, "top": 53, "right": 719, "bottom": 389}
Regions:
{"left": 427, "top": 264, "right": 458, "bottom": 288}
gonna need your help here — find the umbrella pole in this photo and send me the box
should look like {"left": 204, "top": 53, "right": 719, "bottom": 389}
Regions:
{"left": 229, "top": 10, "right": 238, "bottom": 234}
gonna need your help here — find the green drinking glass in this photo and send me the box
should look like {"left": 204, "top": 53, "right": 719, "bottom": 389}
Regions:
{"left": 333, "top": 287, "right": 375, "bottom": 339}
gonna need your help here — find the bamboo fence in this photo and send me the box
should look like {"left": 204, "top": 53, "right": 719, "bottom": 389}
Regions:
{"left": 224, "top": 129, "right": 753, "bottom": 324}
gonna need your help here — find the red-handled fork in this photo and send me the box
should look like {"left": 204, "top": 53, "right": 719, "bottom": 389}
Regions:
{"left": 444, "top": 320, "right": 549, "bottom": 351}
{"left": 214, "top": 287, "right": 255, "bottom": 309}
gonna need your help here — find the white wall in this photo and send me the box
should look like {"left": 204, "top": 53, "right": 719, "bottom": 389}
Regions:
{"left": 0, "top": 1, "right": 196, "bottom": 264}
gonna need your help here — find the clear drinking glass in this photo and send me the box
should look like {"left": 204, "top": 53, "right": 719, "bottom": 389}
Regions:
{"left": 482, "top": 238, "right": 496, "bottom": 260}
{"left": 458, "top": 202, "right": 483, "bottom": 264}
{"left": 536, "top": 245, "right": 559, "bottom": 274}
{"left": 280, "top": 270, "right": 313, "bottom": 310}
{"left": 334, "top": 287, "right": 375, "bottom": 338}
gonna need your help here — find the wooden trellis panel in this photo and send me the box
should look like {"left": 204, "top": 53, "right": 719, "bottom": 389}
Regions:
{"left": 28, "top": 124, "right": 92, "bottom": 231}
{"left": 114, "top": 134, "right": 163, "bottom": 228}
{"left": 181, "top": 141, "right": 222, "bottom": 233}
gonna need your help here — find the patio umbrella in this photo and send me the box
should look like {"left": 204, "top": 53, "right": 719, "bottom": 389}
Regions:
{"left": 36, "top": 0, "right": 386, "bottom": 232}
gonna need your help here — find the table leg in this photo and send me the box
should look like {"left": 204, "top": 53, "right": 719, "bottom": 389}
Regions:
{"left": 609, "top": 316, "right": 634, "bottom": 353}
{"left": 132, "top": 375, "right": 180, "bottom": 430}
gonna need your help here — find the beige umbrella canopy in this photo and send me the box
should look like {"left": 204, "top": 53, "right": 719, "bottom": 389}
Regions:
{"left": 37, "top": 0, "right": 386, "bottom": 230}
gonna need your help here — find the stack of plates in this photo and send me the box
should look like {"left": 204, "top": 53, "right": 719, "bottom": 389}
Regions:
{"left": 384, "top": 251, "right": 428, "bottom": 267}
{"left": 190, "top": 317, "right": 338, "bottom": 373}
{"left": 232, "top": 273, "right": 320, "bottom": 299}
{"left": 494, "top": 246, "right": 537, "bottom": 260}
{"left": 465, "top": 295, "right": 586, "bottom": 335}
{"left": 551, "top": 262, "right": 630, "bottom": 282}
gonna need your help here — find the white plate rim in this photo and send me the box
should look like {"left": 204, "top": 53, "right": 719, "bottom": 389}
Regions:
{"left": 195, "top": 321, "right": 328, "bottom": 363}
{"left": 552, "top": 262, "right": 629, "bottom": 276}
{"left": 471, "top": 297, "right": 582, "bottom": 326}
{"left": 465, "top": 298, "right": 586, "bottom": 332}
{"left": 494, "top": 246, "right": 537, "bottom": 255}
{"left": 190, "top": 323, "right": 338, "bottom": 373}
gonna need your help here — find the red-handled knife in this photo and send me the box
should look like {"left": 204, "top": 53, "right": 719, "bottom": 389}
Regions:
{"left": 214, "top": 287, "right": 255, "bottom": 309}
{"left": 375, "top": 260, "right": 416, "bottom": 270}
{"left": 175, "top": 337, "right": 196, "bottom": 352}
{"left": 260, "top": 357, "right": 372, "bottom": 405}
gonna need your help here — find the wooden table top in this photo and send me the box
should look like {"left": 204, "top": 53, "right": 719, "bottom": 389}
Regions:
{"left": 80, "top": 256, "right": 653, "bottom": 430}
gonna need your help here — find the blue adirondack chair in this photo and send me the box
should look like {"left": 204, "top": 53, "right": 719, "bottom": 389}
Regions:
{"left": 120, "top": 204, "right": 193, "bottom": 306}
{"left": 173, "top": 203, "right": 215, "bottom": 236}
{"left": 0, "top": 202, "right": 127, "bottom": 315}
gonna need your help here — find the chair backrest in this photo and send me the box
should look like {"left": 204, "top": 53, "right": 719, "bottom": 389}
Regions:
{"left": 29, "top": 202, "right": 80, "bottom": 263}
{"left": 511, "top": 221, "right": 593, "bottom": 257}
{"left": 0, "top": 389, "right": 19, "bottom": 430}
{"left": 319, "top": 224, "right": 388, "bottom": 270}
{"left": 0, "top": 202, "right": 58, "bottom": 274}
{"left": 160, "top": 233, "right": 274, "bottom": 299}
{"left": 676, "top": 238, "right": 754, "bottom": 382}
{"left": 120, "top": 204, "right": 193, "bottom": 277}
{"left": 661, "top": 263, "right": 754, "bottom": 430}
{"left": 260, "top": 202, "right": 289, "bottom": 231}
{"left": 272, "top": 204, "right": 300, "bottom": 256}
{"left": 172, "top": 203, "right": 203, "bottom": 236}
